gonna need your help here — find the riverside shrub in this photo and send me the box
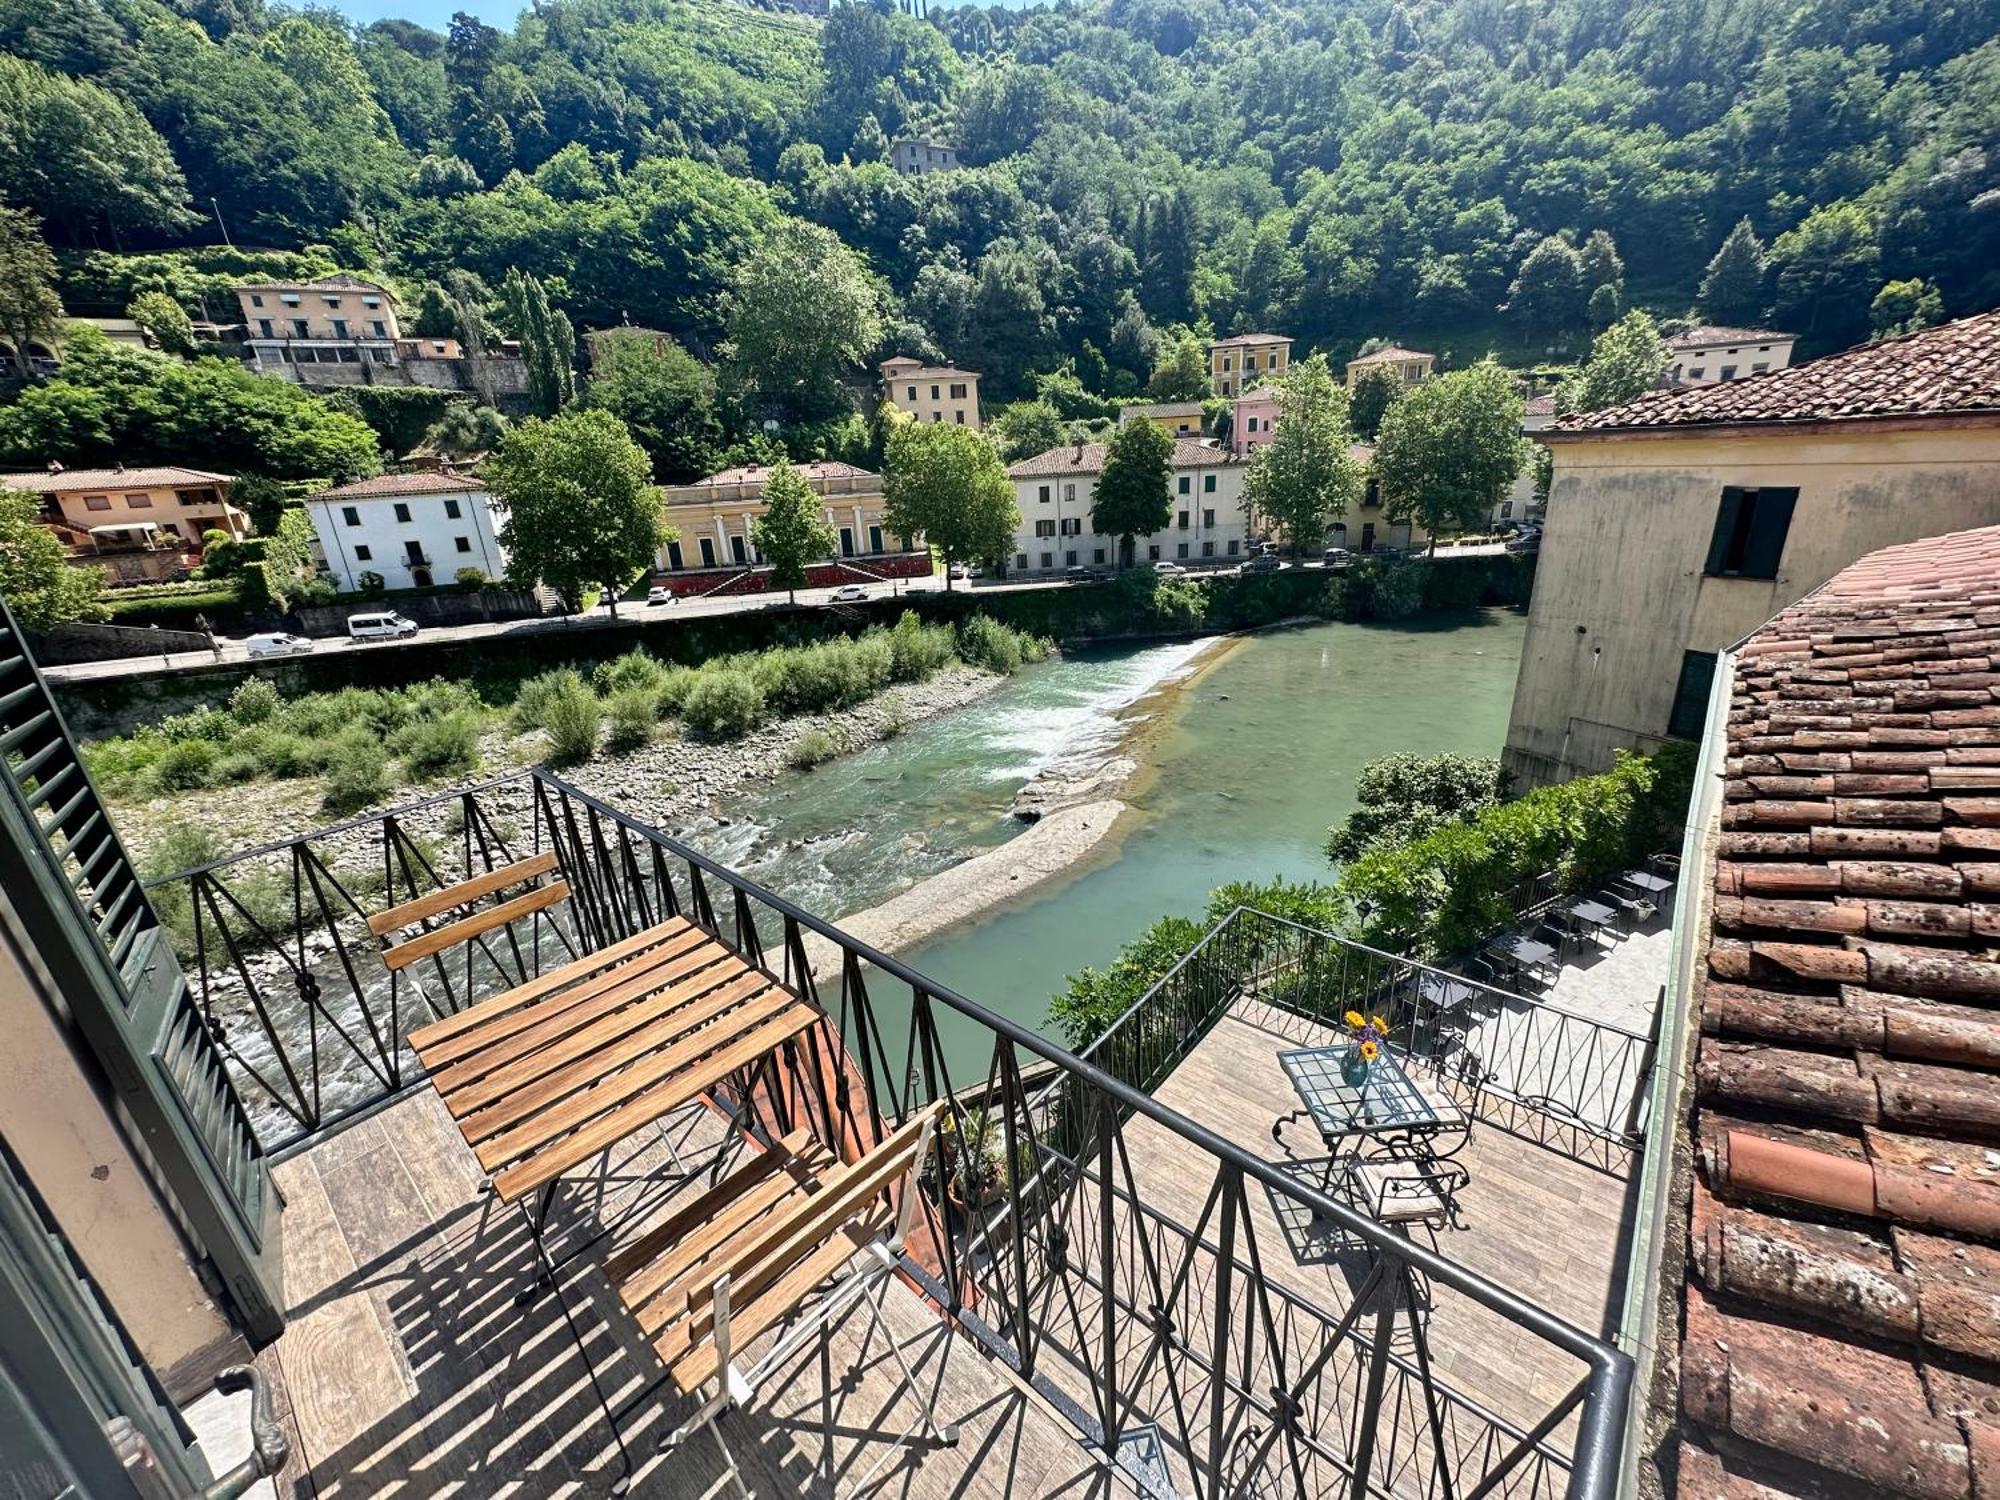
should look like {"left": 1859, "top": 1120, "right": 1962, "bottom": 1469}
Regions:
{"left": 513, "top": 668, "right": 588, "bottom": 732}
{"left": 887, "top": 612, "right": 957, "bottom": 680}
{"left": 594, "top": 648, "right": 667, "bottom": 698}
{"left": 151, "top": 738, "right": 219, "bottom": 790}
{"left": 955, "top": 614, "right": 1023, "bottom": 673}
{"left": 604, "top": 688, "right": 657, "bottom": 750}
{"left": 398, "top": 710, "right": 482, "bottom": 779}
{"left": 321, "top": 730, "right": 390, "bottom": 813}
{"left": 228, "top": 677, "right": 280, "bottom": 725}
{"left": 542, "top": 681, "right": 602, "bottom": 762}
{"left": 683, "top": 669, "right": 765, "bottom": 738}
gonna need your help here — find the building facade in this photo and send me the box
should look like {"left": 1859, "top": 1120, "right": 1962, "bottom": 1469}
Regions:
{"left": 1207, "top": 334, "right": 1290, "bottom": 399}
{"left": 1006, "top": 439, "right": 1251, "bottom": 574}
{"left": 890, "top": 139, "right": 959, "bottom": 175}
{"left": 237, "top": 273, "right": 401, "bottom": 379}
{"left": 658, "top": 461, "right": 915, "bottom": 575}
{"left": 1345, "top": 345, "right": 1435, "bottom": 388}
{"left": 1503, "top": 311, "right": 2000, "bottom": 790}
{"left": 880, "top": 358, "right": 982, "bottom": 429}
{"left": 304, "top": 471, "right": 504, "bottom": 593}
{"left": 0, "top": 465, "right": 248, "bottom": 585}
{"left": 1231, "top": 387, "right": 1280, "bottom": 455}
{"left": 1662, "top": 326, "right": 1795, "bottom": 388}
{"left": 1118, "top": 401, "right": 1207, "bottom": 439}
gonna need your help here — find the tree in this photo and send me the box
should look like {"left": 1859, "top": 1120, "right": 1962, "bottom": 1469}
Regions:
{"left": 584, "top": 329, "right": 721, "bottom": 483}
{"left": 0, "top": 209, "right": 62, "bottom": 377}
{"left": 486, "top": 409, "right": 664, "bottom": 616}
{"left": 0, "top": 55, "right": 194, "bottom": 242}
{"left": 1348, "top": 363, "right": 1402, "bottom": 442}
{"left": 1698, "top": 219, "right": 1768, "bottom": 326}
{"left": 1091, "top": 417, "right": 1173, "bottom": 568}
{"left": 751, "top": 459, "right": 838, "bottom": 603}
{"left": 1325, "top": 753, "right": 1504, "bottom": 864}
{"left": 1505, "top": 236, "right": 1585, "bottom": 337}
{"left": 1372, "top": 362, "right": 1526, "bottom": 547}
{"left": 127, "top": 291, "right": 195, "bottom": 357}
{"left": 1243, "top": 355, "right": 1364, "bottom": 557}
{"left": 425, "top": 404, "right": 508, "bottom": 459}
{"left": 1870, "top": 279, "right": 1945, "bottom": 340}
{"left": 1147, "top": 333, "right": 1210, "bottom": 401}
{"left": 1587, "top": 282, "right": 1622, "bottom": 329}
{"left": 882, "top": 422, "right": 1017, "bottom": 590}
{"left": 0, "top": 492, "right": 102, "bottom": 630}
{"left": 725, "top": 221, "right": 882, "bottom": 421}
{"left": 1770, "top": 203, "right": 1881, "bottom": 352}
{"left": 989, "top": 399, "right": 1066, "bottom": 463}
{"left": 1578, "top": 230, "right": 1624, "bottom": 297}
{"left": 1561, "top": 312, "right": 1670, "bottom": 414}
{"left": 500, "top": 269, "right": 576, "bottom": 416}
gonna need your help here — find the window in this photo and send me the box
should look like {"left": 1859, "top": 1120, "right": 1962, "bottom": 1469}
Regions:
{"left": 1035, "top": 520, "right": 1057, "bottom": 538}
{"left": 699, "top": 537, "right": 716, "bottom": 567}
{"left": 1227, "top": 539, "right": 1239, "bottom": 556}
{"left": 1092, "top": 548, "right": 1105, "bottom": 564}
{"left": 1688, "top": 367, "right": 1705, "bottom": 380}
{"left": 839, "top": 528, "right": 855, "bottom": 557}
{"left": 730, "top": 534, "right": 747, "bottom": 564}
{"left": 1222, "top": 357, "right": 1233, "bottom": 372}
{"left": 949, "top": 383, "right": 966, "bottom": 399}
{"left": 1201, "top": 541, "right": 1214, "bottom": 557}
{"left": 454, "top": 535, "right": 471, "bottom": 553}
{"left": 1752, "top": 362, "right": 1769, "bottom": 374}
{"left": 1038, "top": 485, "right": 1051, "bottom": 503}
{"left": 1145, "top": 544, "right": 1160, "bottom": 560}
{"left": 257, "top": 319, "right": 273, "bottom": 339}
{"left": 354, "top": 544, "right": 372, "bottom": 561}
{"left": 1499, "top": 501, "right": 1514, "bottom": 519}
{"left": 250, "top": 294, "right": 264, "bottom": 308}
{"left": 869, "top": 525, "right": 884, "bottom": 553}
{"left": 342, "top": 506, "right": 360, "bottom": 526}
{"left": 291, "top": 319, "right": 309, "bottom": 338}
{"left": 1177, "top": 511, "right": 1189, "bottom": 530}
{"left": 83, "top": 495, "right": 111, "bottom": 512}
{"left": 403, "top": 539, "right": 424, "bottom": 564}
{"left": 280, "top": 293, "right": 300, "bottom": 305}
{"left": 1060, "top": 517, "right": 1081, "bottom": 536}
{"left": 372, "top": 321, "right": 387, "bottom": 338}
{"left": 1704, "top": 486, "right": 1797, "bottom": 580}
{"left": 930, "top": 384, "right": 940, "bottom": 400}
{"left": 1720, "top": 365, "right": 1738, "bottom": 381}
{"left": 1066, "top": 550, "right": 1078, "bottom": 566}
{"left": 1363, "top": 479, "right": 1381, "bottom": 508}
{"left": 363, "top": 296, "right": 381, "bottom": 309}
{"left": 1220, "top": 379, "right": 1233, "bottom": 396}
{"left": 1203, "top": 475, "right": 1217, "bottom": 494}
{"left": 1064, "top": 484, "right": 1076, "bottom": 502}
{"left": 1177, "top": 476, "right": 1191, "bottom": 495}
{"left": 1668, "top": 650, "right": 1719, "bottom": 740}
{"left": 667, "top": 540, "right": 685, "bottom": 570}
{"left": 1245, "top": 417, "right": 1258, "bottom": 433}
{"left": 392, "top": 502, "right": 412, "bottom": 523}
{"left": 124, "top": 493, "right": 152, "bottom": 508}
{"left": 906, "top": 385, "right": 917, "bottom": 400}
{"left": 1177, "top": 542, "right": 1190, "bottom": 559}
{"left": 1016, "top": 553, "right": 1029, "bottom": 571}
{"left": 322, "top": 296, "right": 342, "bottom": 309}
{"left": 331, "top": 319, "right": 349, "bottom": 339}
{"left": 1245, "top": 354, "right": 1257, "bottom": 372}
{"left": 1202, "top": 509, "right": 1215, "bottom": 528}
{"left": 444, "top": 499, "right": 461, "bottom": 519}
{"left": 1040, "top": 552, "right": 1053, "bottom": 569}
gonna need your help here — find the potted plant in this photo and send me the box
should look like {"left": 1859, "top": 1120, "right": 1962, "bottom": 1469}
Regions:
{"left": 1341, "top": 1010, "right": 1389, "bottom": 1087}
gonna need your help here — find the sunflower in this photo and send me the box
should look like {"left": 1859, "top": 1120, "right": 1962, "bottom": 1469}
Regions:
{"left": 1343, "top": 1010, "right": 1364, "bottom": 1028}
{"left": 1358, "top": 1039, "right": 1380, "bottom": 1063}
{"left": 1370, "top": 1015, "right": 1388, "bottom": 1032}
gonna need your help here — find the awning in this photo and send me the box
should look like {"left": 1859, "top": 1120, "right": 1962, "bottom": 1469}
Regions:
{"left": 87, "top": 521, "right": 160, "bottom": 534}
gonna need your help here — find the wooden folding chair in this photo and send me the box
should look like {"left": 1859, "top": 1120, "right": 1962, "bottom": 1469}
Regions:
{"left": 608, "top": 1102, "right": 957, "bottom": 1499}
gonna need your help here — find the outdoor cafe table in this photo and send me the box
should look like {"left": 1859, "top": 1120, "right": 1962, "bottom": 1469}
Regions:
{"left": 1488, "top": 933, "right": 1557, "bottom": 983}
{"left": 1275, "top": 1040, "right": 1443, "bottom": 1188}
{"left": 1564, "top": 896, "right": 1617, "bottom": 940}
{"left": 1622, "top": 869, "right": 1674, "bottom": 896}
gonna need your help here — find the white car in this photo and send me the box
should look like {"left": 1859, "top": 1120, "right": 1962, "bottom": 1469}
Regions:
{"left": 345, "top": 611, "right": 420, "bottom": 641}
{"left": 245, "top": 631, "right": 313, "bottom": 658}
{"left": 1153, "top": 560, "right": 1187, "bottom": 577}
{"left": 947, "top": 562, "right": 969, "bottom": 580}
{"left": 829, "top": 584, "right": 869, "bottom": 602}
{"left": 646, "top": 584, "right": 674, "bottom": 606}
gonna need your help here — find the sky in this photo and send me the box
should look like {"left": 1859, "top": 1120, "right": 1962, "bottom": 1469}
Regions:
{"left": 330, "top": 0, "right": 1008, "bottom": 30}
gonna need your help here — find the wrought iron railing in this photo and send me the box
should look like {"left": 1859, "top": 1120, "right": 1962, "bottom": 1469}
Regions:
{"left": 142, "top": 770, "right": 1631, "bottom": 1500}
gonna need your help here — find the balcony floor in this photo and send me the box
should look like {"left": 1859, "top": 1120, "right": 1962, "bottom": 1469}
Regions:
{"left": 253, "top": 1091, "right": 1106, "bottom": 1499}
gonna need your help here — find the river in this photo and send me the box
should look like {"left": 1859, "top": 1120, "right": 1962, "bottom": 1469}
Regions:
{"left": 677, "top": 609, "right": 1527, "bottom": 1038}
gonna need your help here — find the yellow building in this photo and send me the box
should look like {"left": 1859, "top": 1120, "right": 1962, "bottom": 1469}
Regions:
{"left": 236, "top": 274, "right": 401, "bottom": 379}
{"left": 658, "top": 460, "right": 916, "bottom": 574}
{"left": 0, "top": 464, "right": 249, "bottom": 584}
{"left": 1504, "top": 311, "right": 2000, "bottom": 790}
{"left": 879, "top": 358, "right": 982, "bottom": 429}
{"left": 1207, "top": 333, "right": 1290, "bottom": 398}
{"left": 1319, "top": 444, "right": 1426, "bottom": 555}
{"left": 1345, "top": 345, "right": 1435, "bottom": 388}
{"left": 1117, "top": 401, "right": 1207, "bottom": 439}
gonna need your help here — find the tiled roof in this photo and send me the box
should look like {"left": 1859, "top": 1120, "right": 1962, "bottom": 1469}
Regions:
{"left": 1209, "top": 332, "right": 1290, "bottom": 349}
{"left": 693, "top": 460, "right": 879, "bottom": 487}
{"left": 1007, "top": 439, "right": 1243, "bottom": 478}
{"left": 1676, "top": 521, "right": 2000, "bottom": 1496}
{"left": 882, "top": 365, "right": 978, "bottom": 381}
{"left": 1523, "top": 393, "right": 1557, "bottom": 417}
{"left": 1348, "top": 345, "right": 1433, "bottom": 365}
{"left": 1665, "top": 325, "right": 1794, "bottom": 349}
{"left": 1556, "top": 311, "right": 2000, "bottom": 435}
{"left": 1119, "top": 401, "right": 1205, "bottom": 418}
{"left": 310, "top": 471, "right": 486, "bottom": 502}
{"left": 0, "top": 465, "right": 231, "bottom": 492}
{"left": 237, "top": 273, "right": 399, "bottom": 303}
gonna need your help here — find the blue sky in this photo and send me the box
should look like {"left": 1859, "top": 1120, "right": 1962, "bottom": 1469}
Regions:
{"left": 335, "top": 0, "right": 526, "bottom": 28}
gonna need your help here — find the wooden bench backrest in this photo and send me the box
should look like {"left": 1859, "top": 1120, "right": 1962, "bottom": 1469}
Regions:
{"left": 372, "top": 852, "right": 570, "bottom": 972}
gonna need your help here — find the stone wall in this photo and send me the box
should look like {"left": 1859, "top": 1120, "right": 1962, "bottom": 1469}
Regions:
{"left": 33, "top": 620, "right": 212, "bottom": 662}
{"left": 292, "top": 588, "right": 546, "bottom": 635}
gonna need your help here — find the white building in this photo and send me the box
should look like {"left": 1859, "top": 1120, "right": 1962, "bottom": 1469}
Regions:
{"left": 890, "top": 139, "right": 959, "bottom": 176}
{"left": 304, "top": 471, "right": 505, "bottom": 592}
{"left": 1005, "top": 438, "right": 1251, "bottom": 574}
{"left": 1663, "top": 326, "right": 1796, "bottom": 388}
{"left": 879, "top": 358, "right": 982, "bottom": 429}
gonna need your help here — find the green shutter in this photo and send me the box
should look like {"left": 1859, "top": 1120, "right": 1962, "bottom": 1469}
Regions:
{"left": 1669, "top": 651, "right": 1719, "bottom": 740}
{"left": 1741, "top": 487, "right": 1798, "bottom": 579}
{"left": 1704, "top": 488, "right": 1745, "bottom": 575}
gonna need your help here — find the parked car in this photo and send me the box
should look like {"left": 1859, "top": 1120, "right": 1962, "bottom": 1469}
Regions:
{"left": 1368, "top": 544, "right": 1406, "bottom": 562}
{"left": 829, "top": 584, "right": 869, "bottom": 602}
{"left": 1153, "top": 560, "right": 1188, "bottom": 577}
{"left": 1240, "top": 553, "right": 1282, "bottom": 574}
{"left": 1322, "top": 547, "right": 1352, "bottom": 571}
{"left": 947, "top": 562, "right": 969, "bottom": 580}
{"left": 346, "top": 611, "right": 420, "bottom": 642}
{"left": 1505, "top": 528, "right": 1543, "bottom": 554}
{"left": 646, "top": 584, "right": 674, "bottom": 606}
{"left": 245, "top": 631, "right": 313, "bottom": 658}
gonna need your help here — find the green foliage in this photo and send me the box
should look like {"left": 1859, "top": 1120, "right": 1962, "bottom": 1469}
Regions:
{"left": 584, "top": 329, "right": 721, "bottom": 483}
{"left": 541, "top": 679, "right": 603, "bottom": 763}
{"left": 325, "top": 386, "right": 458, "bottom": 459}
{"left": 0, "top": 207, "right": 63, "bottom": 375}
{"left": 887, "top": 612, "right": 957, "bottom": 681}
{"left": 1336, "top": 749, "right": 1693, "bottom": 959}
{"left": 512, "top": 667, "right": 588, "bottom": 731}
{"left": 1146, "top": 333, "right": 1210, "bottom": 401}
{"left": 682, "top": 668, "right": 765, "bottom": 739}
{"left": 1373, "top": 363, "right": 1526, "bottom": 541}
{"left": 751, "top": 633, "right": 894, "bottom": 714}
{"left": 397, "top": 711, "right": 482, "bottom": 780}
{"left": 455, "top": 567, "right": 491, "bottom": 590}
{"left": 593, "top": 649, "right": 668, "bottom": 698}
{"left": 0, "top": 55, "right": 193, "bottom": 241}
{"left": 0, "top": 490, "right": 103, "bottom": 629}
{"left": 321, "top": 730, "right": 391, "bottom": 814}
{"left": 1505, "top": 236, "right": 1586, "bottom": 339}
{"left": 988, "top": 400, "right": 1067, "bottom": 464}
{"left": 603, "top": 688, "right": 657, "bottom": 752}
{"left": 1562, "top": 312, "right": 1671, "bottom": 416}
{"left": 150, "top": 738, "right": 219, "bottom": 791}
{"left": 126, "top": 290, "right": 194, "bottom": 356}
{"left": 883, "top": 422, "right": 1018, "bottom": 581}
{"left": 752, "top": 460, "right": 839, "bottom": 599}
{"left": 1347, "top": 364, "right": 1401, "bottom": 443}
{"left": 1243, "top": 355, "right": 1364, "bottom": 556}
{"left": 228, "top": 677, "right": 280, "bottom": 725}
{"left": 424, "top": 404, "right": 508, "bottom": 459}
{"left": 725, "top": 221, "right": 881, "bottom": 422}
{"left": 1326, "top": 753, "right": 1505, "bottom": 864}
{"left": 1699, "top": 219, "right": 1769, "bottom": 326}
{"left": 1770, "top": 203, "right": 1882, "bottom": 351}
{"left": 500, "top": 268, "right": 576, "bottom": 416}
{"left": 785, "top": 728, "right": 840, "bottom": 770}
{"left": 955, "top": 614, "right": 1024, "bottom": 674}
{"left": 1092, "top": 417, "right": 1174, "bottom": 560}
{"left": 1871, "top": 279, "right": 1945, "bottom": 339}
{"left": 488, "top": 408, "right": 662, "bottom": 612}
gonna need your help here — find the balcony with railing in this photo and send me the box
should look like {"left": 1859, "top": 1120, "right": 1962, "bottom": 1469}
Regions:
{"left": 140, "top": 770, "right": 1640, "bottom": 1500}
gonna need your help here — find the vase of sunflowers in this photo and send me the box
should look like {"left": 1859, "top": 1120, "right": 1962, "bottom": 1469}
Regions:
{"left": 1341, "top": 1010, "right": 1388, "bottom": 1088}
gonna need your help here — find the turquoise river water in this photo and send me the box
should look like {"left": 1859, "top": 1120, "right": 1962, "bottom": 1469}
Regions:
{"left": 675, "top": 609, "right": 1526, "bottom": 1040}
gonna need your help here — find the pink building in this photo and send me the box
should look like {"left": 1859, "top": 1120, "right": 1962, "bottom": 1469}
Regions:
{"left": 1233, "top": 387, "right": 1280, "bottom": 455}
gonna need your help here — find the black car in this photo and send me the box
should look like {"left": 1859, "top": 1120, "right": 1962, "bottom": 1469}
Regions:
{"left": 1240, "top": 553, "right": 1282, "bottom": 574}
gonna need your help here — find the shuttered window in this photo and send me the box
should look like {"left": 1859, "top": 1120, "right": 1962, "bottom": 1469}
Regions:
{"left": 1704, "top": 486, "right": 1798, "bottom": 579}
{"left": 1669, "top": 650, "right": 1718, "bottom": 740}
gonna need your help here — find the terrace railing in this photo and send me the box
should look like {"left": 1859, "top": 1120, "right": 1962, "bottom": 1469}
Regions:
{"left": 143, "top": 769, "right": 1631, "bottom": 1500}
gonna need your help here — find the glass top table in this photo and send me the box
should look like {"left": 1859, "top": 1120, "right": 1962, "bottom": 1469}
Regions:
{"left": 1278, "top": 1041, "right": 1442, "bottom": 1143}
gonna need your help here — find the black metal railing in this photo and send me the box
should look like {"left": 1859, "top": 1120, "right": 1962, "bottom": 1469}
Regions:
{"left": 143, "top": 770, "right": 1631, "bottom": 1500}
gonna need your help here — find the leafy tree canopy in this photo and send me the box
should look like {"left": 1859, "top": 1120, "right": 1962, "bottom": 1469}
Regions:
{"left": 724, "top": 220, "right": 882, "bottom": 423}
{"left": 882, "top": 420, "right": 1017, "bottom": 584}
{"left": 0, "top": 490, "right": 102, "bottom": 630}
{"left": 1347, "top": 362, "right": 1402, "bottom": 442}
{"left": 1561, "top": 311, "right": 1670, "bottom": 415}
{"left": 1373, "top": 361, "right": 1526, "bottom": 544}
{"left": 750, "top": 458, "right": 838, "bottom": 601}
{"left": 1091, "top": 415, "right": 1173, "bottom": 559}
{"left": 1325, "top": 752, "right": 1505, "bottom": 865}
{"left": 585, "top": 328, "right": 721, "bottom": 483}
{"left": 1243, "top": 354, "right": 1364, "bottom": 556}
{"left": 488, "top": 407, "right": 663, "bottom": 614}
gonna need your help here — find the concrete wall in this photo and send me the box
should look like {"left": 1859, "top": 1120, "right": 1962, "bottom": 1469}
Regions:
{"left": 0, "top": 890, "right": 241, "bottom": 1396}
{"left": 1503, "top": 421, "right": 2000, "bottom": 788}
{"left": 33, "top": 621, "right": 212, "bottom": 662}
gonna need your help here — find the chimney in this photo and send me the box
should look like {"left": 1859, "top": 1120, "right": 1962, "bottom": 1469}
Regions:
{"left": 1072, "top": 440, "right": 1084, "bottom": 462}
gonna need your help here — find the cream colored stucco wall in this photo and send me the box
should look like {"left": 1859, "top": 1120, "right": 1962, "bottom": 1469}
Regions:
{"left": 884, "top": 370, "right": 982, "bottom": 430}
{"left": 660, "top": 490, "right": 904, "bottom": 569}
{"left": 1503, "top": 423, "right": 2000, "bottom": 787}
{"left": 0, "top": 893, "right": 240, "bottom": 1396}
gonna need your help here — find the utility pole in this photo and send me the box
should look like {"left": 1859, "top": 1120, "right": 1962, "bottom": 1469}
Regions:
{"left": 211, "top": 199, "right": 234, "bottom": 250}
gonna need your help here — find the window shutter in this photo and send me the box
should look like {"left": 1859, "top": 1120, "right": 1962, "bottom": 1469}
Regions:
{"left": 1741, "top": 488, "right": 1798, "bottom": 579}
{"left": 1669, "top": 651, "right": 1719, "bottom": 740}
{"left": 1705, "top": 488, "right": 1745, "bottom": 575}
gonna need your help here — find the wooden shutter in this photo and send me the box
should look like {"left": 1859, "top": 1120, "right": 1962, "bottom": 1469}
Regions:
{"left": 1741, "top": 487, "right": 1798, "bottom": 579}
{"left": 1704, "top": 488, "right": 1745, "bottom": 575}
{"left": 1669, "top": 651, "right": 1719, "bottom": 740}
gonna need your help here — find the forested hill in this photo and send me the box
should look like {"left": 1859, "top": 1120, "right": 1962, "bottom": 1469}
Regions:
{"left": 4, "top": 0, "right": 1998, "bottom": 394}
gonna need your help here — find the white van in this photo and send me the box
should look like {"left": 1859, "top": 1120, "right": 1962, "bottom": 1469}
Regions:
{"left": 346, "top": 611, "right": 420, "bottom": 642}
{"left": 245, "top": 631, "right": 314, "bottom": 658}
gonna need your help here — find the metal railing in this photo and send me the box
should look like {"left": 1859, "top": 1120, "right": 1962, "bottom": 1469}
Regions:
{"left": 142, "top": 770, "right": 1631, "bottom": 1500}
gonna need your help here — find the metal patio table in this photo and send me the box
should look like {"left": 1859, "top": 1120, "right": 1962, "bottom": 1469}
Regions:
{"left": 1274, "top": 1040, "right": 1443, "bottom": 1188}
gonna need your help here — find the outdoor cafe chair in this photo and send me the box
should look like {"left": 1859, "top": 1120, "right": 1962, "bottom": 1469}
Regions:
{"left": 1339, "top": 1144, "right": 1471, "bottom": 1239}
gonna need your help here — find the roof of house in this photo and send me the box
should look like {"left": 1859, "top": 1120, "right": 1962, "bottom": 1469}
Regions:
{"left": 0, "top": 466, "right": 231, "bottom": 493}
{"left": 1119, "top": 401, "right": 1205, "bottom": 418}
{"left": 237, "top": 273, "right": 399, "bottom": 303}
{"left": 310, "top": 471, "right": 486, "bottom": 502}
{"left": 1208, "top": 332, "right": 1290, "bottom": 349}
{"left": 883, "top": 364, "right": 978, "bottom": 381}
{"left": 1008, "top": 439, "right": 1242, "bottom": 478}
{"left": 1348, "top": 345, "right": 1434, "bottom": 366}
{"left": 697, "top": 460, "right": 879, "bottom": 486}
{"left": 1674, "top": 521, "right": 2000, "bottom": 1496}
{"left": 1555, "top": 311, "right": 2000, "bottom": 436}
{"left": 1524, "top": 393, "right": 1557, "bottom": 417}
{"left": 1665, "top": 325, "right": 1795, "bottom": 349}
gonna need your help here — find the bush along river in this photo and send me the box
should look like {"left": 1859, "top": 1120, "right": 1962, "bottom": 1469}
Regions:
{"left": 676, "top": 608, "right": 1527, "bottom": 1044}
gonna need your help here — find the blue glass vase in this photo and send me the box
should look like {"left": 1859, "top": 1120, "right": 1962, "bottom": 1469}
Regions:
{"left": 1342, "top": 1048, "right": 1372, "bottom": 1089}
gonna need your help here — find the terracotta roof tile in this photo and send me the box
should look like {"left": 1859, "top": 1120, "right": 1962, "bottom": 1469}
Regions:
{"left": 1665, "top": 325, "right": 1794, "bottom": 349}
{"left": 1556, "top": 311, "right": 2000, "bottom": 435}
{"left": 1006, "top": 438, "right": 1244, "bottom": 478}
{"left": 1674, "top": 520, "right": 2000, "bottom": 1496}
{"left": 0, "top": 465, "right": 232, "bottom": 491}
{"left": 309, "top": 471, "right": 486, "bottom": 502}
{"left": 1348, "top": 344, "right": 1433, "bottom": 364}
